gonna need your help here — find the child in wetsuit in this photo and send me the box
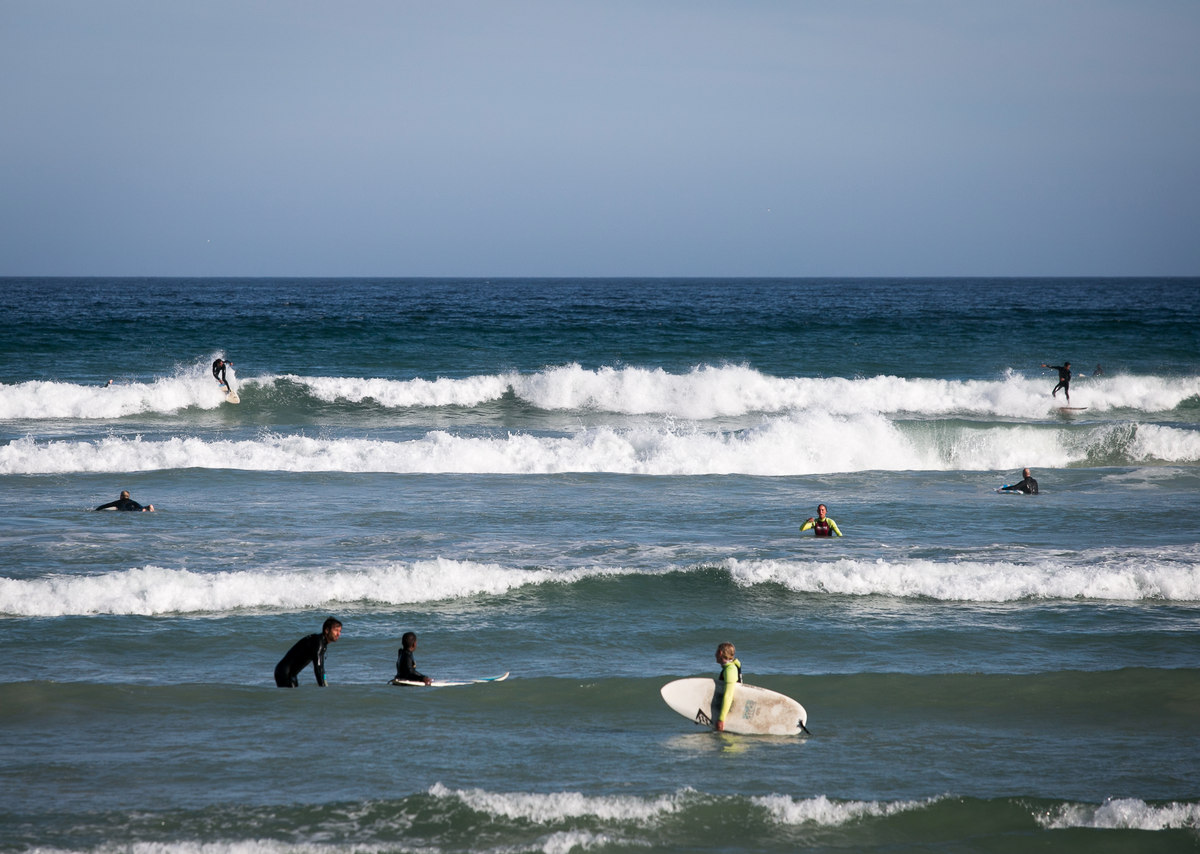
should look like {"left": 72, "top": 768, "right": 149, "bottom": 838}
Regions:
{"left": 392, "top": 631, "right": 433, "bottom": 686}
{"left": 714, "top": 642, "right": 742, "bottom": 731}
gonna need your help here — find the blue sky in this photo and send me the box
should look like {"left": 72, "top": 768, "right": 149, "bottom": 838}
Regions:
{"left": 2, "top": 1, "right": 1198, "bottom": 276}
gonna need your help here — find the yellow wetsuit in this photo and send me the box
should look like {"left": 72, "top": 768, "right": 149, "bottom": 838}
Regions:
{"left": 800, "top": 516, "right": 842, "bottom": 537}
{"left": 718, "top": 658, "right": 742, "bottom": 724}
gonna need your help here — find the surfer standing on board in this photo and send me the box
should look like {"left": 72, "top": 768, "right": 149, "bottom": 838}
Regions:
{"left": 1042, "top": 361, "right": 1071, "bottom": 402}
{"left": 391, "top": 631, "right": 433, "bottom": 685}
{"left": 212, "top": 358, "right": 233, "bottom": 392}
{"left": 274, "top": 617, "right": 341, "bottom": 687}
{"left": 94, "top": 490, "right": 155, "bottom": 512}
{"left": 800, "top": 504, "right": 842, "bottom": 537}
{"left": 999, "top": 468, "right": 1039, "bottom": 495}
{"left": 714, "top": 642, "right": 742, "bottom": 732}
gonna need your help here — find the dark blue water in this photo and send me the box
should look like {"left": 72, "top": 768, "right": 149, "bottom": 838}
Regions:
{"left": 2, "top": 278, "right": 1199, "bottom": 852}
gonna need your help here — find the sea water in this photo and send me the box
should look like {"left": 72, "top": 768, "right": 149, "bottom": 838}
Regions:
{"left": 1, "top": 277, "right": 1198, "bottom": 853}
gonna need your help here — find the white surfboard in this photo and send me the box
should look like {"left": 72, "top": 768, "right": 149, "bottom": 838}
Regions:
{"left": 660, "top": 677, "right": 808, "bottom": 735}
{"left": 224, "top": 389, "right": 240, "bottom": 404}
{"left": 389, "top": 671, "right": 509, "bottom": 687}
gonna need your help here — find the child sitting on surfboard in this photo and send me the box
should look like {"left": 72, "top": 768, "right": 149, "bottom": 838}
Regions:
{"left": 714, "top": 642, "right": 742, "bottom": 732}
{"left": 392, "top": 632, "right": 433, "bottom": 686}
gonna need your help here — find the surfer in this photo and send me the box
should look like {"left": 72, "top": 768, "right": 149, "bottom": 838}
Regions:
{"left": 998, "top": 468, "right": 1039, "bottom": 495}
{"left": 212, "top": 358, "right": 233, "bottom": 391}
{"left": 714, "top": 642, "right": 742, "bottom": 732}
{"left": 94, "top": 490, "right": 155, "bottom": 512}
{"left": 800, "top": 504, "right": 842, "bottom": 537}
{"left": 391, "top": 631, "right": 433, "bottom": 686}
{"left": 274, "top": 617, "right": 342, "bottom": 687}
{"left": 1042, "top": 361, "right": 1071, "bottom": 402}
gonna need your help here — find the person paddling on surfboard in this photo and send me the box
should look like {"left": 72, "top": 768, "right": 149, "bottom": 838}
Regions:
{"left": 998, "top": 468, "right": 1039, "bottom": 495}
{"left": 392, "top": 631, "right": 433, "bottom": 686}
{"left": 1042, "top": 361, "right": 1071, "bottom": 402}
{"left": 714, "top": 642, "right": 742, "bottom": 732}
{"left": 94, "top": 490, "right": 155, "bottom": 512}
{"left": 800, "top": 504, "right": 842, "bottom": 537}
{"left": 212, "top": 358, "right": 233, "bottom": 392}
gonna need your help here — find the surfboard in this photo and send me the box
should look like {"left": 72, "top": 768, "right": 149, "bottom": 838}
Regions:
{"left": 224, "top": 390, "right": 240, "bottom": 404}
{"left": 389, "top": 671, "right": 509, "bottom": 687}
{"left": 1057, "top": 406, "right": 1086, "bottom": 411}
{"left": 660, "top": 677, "right": 808, "bottom": 735}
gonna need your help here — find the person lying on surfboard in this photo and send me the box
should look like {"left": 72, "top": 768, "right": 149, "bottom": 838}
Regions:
{"left": 94, "top": 490, "right": 155, "bottom": 512}
{"left": 714, "top": 642, "right": 742, "bottom": 732}
{"left": 392, "top": 631, "right": 433, "bottom": 686}
{"left": 998, "top": 468, "right": 1039, "bottom": 495}
{"left": 800, "top": 504, "right": 842, "bottom": 537}
{"left": 212, "top": 357, "right": 233, "bottom": 391}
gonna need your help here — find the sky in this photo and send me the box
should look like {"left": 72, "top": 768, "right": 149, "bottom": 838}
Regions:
{"left": 2, "top": 0, "right": 1199, "bottom": 277}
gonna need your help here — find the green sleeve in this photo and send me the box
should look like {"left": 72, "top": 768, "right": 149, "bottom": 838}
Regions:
{"left": 828, "top": 518, "right": 843, "bottom": 537}
{"left": 799, "top": 519, "right": 814, "bottom": 533}
{"left": 719, "top": 662, "right": 738, "bottom": 721}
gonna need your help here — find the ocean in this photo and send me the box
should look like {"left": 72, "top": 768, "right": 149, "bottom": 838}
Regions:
{"left": 2, "top": 277, "right": 1198, "bottom": 853}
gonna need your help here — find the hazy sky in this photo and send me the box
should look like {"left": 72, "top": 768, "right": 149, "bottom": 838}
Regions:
{"left": 2, "top": 1, "right": 1198, "bottom": 277}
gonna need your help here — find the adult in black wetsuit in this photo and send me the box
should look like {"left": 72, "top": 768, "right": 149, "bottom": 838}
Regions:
{"left": 999, "top": 468, "right": 1039, "bottom": 495}
{"left": 212, "top": 358, "right": 232, "bottom": 391}
{"left": 392, "top": 631, "right": 433, "bottom": 685}
{"left": 274, "top": 617, "right": 342, "bottom": 687}
{"left": 1042, "top": 362, "right": 1071, "bottom": 402}
{"left": 95, "top": 490, "right": 155, "bottom": 512}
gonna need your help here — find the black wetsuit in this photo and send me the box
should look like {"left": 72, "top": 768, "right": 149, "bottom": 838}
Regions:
{"left": 212, "top": 360, "right": 229, "bottom": 389}
{"left": 1000, "top": 475, "right": 1039, "bottom": 495}
{"left": 274, "top": 632, "right": 329, "bottom": 687}
{"left": 1049, "top": 365, "right": 1071, "bottom": 400}
{"left": 95, "top": 497, "right": 147, "bottom": 511}
{"left": 394, "top": 648, "right": 427, "bottom": 683}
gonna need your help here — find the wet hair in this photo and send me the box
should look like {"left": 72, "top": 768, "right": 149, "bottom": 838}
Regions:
{"left": 120, "top": 490, "right": 131, "bottom": 499}
{"left": 401, "top": 631, "right": 417, "bottom": 649}
{"left": 716, "top": 642, "right": 736, "bottom": 661}
{"left": 322, "top": 617, "right": 342, "bottom": 634}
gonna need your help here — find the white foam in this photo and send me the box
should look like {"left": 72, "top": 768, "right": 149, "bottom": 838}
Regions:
{"left": 1039, "top": 797, "right": 1200, "bottom": 831}
{"left": 5, "top": 366, "right": 1198, "bottom": 421}
{"left": 7, "top": 413, "right": 1192, "bottom": 476}
{"left": 0, "top": 560, "right": 635, "bottom": 617}
{"left": 298, "top": 373, "right": 510, "bottom": 408}
{"left": 0, "top": 376, "right": 227, "bottom": 420}
{"left": 725, "top": 551, "right": 1200, "bottom": 602}
{"left": 294, "top": 366, "right": 1200, "bottom": 420}
{"left": 430, "top": 783, "right": 684, "bottom": 823}
{"left": 4, "top": 550, "right": 1196, "bottom": 617}
{"left": 752, "top": 793, "right": 935, "bottom": 825}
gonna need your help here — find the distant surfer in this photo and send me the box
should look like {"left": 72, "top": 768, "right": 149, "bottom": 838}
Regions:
{"left": 1042, "top": 361, "right": 1071, "bottom": 402}
{"left": 713, "top": 642, "right": 742, "bottom": 732}
{"left": 94, "top": 490, "right": 154, "bottom": 512}
{"left": 800, "top": 504, "right": 842, "bottom": 537}
{"left": 274, "top": 617, "right": 342, "bottom": 687}
{"left": 998, "top": 468, "right": 1039, "bottom": 495}
{"left": 1093, "top": 364, "right": 1103, "bottom": 376}
{"left": 212, "top": 358, "right": 233, "bottom": 392}
{"left": 391, "top": 631, "right": 433, "bottom": 686}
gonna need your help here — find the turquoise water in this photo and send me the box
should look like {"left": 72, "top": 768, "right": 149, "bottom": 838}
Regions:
{"left": 2, "top": 278, "right": 1199, "bottom": 852}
